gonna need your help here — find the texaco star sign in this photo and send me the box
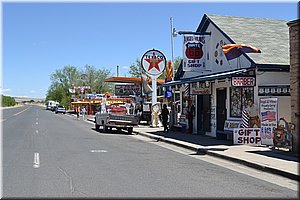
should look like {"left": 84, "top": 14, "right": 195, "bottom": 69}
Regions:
{"left": 141, "top": 49, "right": 166, "bottom": 76}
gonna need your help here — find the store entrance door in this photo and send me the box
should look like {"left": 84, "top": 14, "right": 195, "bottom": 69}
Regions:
{"left": 216, "top": 88, "right": 227, "bottom": 131}
{"left": 196, "top": 95, "right": 211, "bottom": 134}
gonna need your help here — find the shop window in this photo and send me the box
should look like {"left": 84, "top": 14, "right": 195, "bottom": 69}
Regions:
{"left": 230, "top": 87, "right": 254, "bottom": 117}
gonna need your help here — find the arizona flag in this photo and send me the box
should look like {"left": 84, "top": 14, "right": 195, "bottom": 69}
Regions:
{"left": 222, "top": 44, "right": 261, "bottom": 60}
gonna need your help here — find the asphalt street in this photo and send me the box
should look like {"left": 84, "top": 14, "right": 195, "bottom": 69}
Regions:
{"left": 2, "top": 105, "right": 298, "bottom": 198}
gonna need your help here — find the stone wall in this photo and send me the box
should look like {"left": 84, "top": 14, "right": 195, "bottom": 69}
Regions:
{"left": 288, "top": 20, "right": 300, "bottom": 153}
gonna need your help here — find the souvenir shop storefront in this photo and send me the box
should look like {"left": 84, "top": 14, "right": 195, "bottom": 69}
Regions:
{"left": 165, "top": 14, "right": 291, "bottom": 143}
{"left": 169, "top": 66, "right": 291, "bottom": 142}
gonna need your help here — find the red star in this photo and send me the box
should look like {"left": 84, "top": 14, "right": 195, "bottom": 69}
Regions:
{"left": 145, "top": 53, "right": 163, "bottom": 72}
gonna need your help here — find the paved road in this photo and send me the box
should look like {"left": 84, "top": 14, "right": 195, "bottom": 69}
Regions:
{"left": 2, "top": 105, "right": 298, "bottom": 198}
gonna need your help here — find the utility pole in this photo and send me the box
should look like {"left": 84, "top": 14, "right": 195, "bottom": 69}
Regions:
{"left": 170, "top": 17, "right": 175, "bottom": 80}
{"left": 117, "top": 65, "right": 119, "bottom": 77}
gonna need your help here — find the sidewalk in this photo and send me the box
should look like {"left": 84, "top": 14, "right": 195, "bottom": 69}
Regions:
{"left": 85, "top": 114, "right": 299, "bottom": 180}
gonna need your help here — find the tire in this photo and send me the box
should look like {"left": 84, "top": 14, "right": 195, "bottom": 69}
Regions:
{"left": 95, "top": 124, "right": 100, "bottom": 131}
{"left": 103, "top": 125, "right": 108, "bottom": 133}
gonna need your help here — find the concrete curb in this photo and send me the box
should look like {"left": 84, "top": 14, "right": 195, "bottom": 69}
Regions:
{"left": 134, "top": 130, "right": 299, "bottom": 181}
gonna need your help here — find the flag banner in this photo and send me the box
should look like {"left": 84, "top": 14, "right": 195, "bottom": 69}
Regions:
{"left": 259, "top": 97, "right": 278, "bottom": 146}
{"left": 164, "top": 60, "right": 173, "bottom": 98}
{"left": 183, "top": 35, "right": 209, "bottom": 72}
{"left": 222, "top": 44, "right": 261, "bottom": 61}
{"left": 165, "top": 60, "right": 173, "bottom": 82}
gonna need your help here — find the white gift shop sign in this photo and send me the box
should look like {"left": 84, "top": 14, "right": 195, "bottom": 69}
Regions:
{"left": 233, "top": 128, "right": 262, "bottom": 145}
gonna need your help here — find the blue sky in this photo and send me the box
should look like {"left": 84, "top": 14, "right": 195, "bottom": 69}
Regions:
{"left": 1, "top": 1, "right": 298, "bottom": 99}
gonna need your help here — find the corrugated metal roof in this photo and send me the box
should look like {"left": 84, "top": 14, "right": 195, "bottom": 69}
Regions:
{"left": 205, "top": 14, "right": 290, "bottom": 65}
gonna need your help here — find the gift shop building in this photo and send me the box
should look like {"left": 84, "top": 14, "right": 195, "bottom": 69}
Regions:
{"left": 166, "top": 14, "right": 291, "bottom": 142}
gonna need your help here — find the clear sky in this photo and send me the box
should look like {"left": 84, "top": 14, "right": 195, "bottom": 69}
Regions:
{"left": 1, "top": 1, "right": 298, "bottom": 99}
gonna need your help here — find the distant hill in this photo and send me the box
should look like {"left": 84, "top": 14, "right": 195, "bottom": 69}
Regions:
{"left": 14, "top": 97, "right": 45, "bottom": 103}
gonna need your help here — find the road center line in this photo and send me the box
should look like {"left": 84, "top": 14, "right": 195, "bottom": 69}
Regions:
{"left": 33, "top": 152, "right": 40, "bottom": 168}
{"left": 13, "top": 106, "right": 31, "bottom": 116}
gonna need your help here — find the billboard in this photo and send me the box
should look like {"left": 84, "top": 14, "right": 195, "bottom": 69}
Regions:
{"left": 115, "top": 84, "right": 141, "bottom": 96}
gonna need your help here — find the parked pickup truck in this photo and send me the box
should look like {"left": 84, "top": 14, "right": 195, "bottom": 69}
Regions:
{"left": 94, "top": 112, "right": 139, "bottom": 134}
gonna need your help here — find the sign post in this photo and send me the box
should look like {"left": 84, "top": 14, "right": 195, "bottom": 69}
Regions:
{"left": 141, "top": 49, "right": 167, "bottom": 127}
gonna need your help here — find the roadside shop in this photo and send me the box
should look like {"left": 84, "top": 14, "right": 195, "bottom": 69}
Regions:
{"left": 164, "top": 14, "right": 291, "bottom": 146}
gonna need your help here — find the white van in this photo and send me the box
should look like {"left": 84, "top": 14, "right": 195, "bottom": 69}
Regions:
{"left": 46, "top": 100, "right": 59, "bottom": 110}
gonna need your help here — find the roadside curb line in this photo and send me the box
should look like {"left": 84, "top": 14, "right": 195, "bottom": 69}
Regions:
{"left": 134, "top": 130, "right": 299, "bottom": 181}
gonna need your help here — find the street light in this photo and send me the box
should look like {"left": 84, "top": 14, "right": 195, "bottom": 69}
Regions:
{"left": 173, "top": 27, "right": 211, "bottom": 37}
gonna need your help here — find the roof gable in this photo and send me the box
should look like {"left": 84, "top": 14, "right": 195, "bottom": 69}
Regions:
{"left": 198, "top": 14, "right": 290, "bottom": 65}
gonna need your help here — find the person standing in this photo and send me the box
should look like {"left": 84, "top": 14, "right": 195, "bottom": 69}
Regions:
{"left": 77, "top": 106, "right": 80, "bottom": 119}
{"left": 82, "top": 106, "right": 86, "bottom": 120}
{"left": 161, "top": 104, "right": 170, "bottom": 133}
{"left": 76, "top": 106, "right": 80, "bottom": 119}
{"left": 188, "top": 104, "right": 195, "bottom": 133}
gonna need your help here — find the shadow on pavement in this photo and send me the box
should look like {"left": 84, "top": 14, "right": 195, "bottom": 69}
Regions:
{"left": 247, "top": 150, "right": 300, "bottom": 162}
{"left": 91, "top": 127, "right": 133, "bottom": 135}
{"left": 144, "top": 130, "right": 233, "bottom": 147}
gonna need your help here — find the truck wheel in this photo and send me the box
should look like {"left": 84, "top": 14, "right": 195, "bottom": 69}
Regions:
{"left": 128, "top": 127, "right": 133, "bottom": 134}
{"left": 103, "top": 125, "right": 108, "bottom": 133}
{"left": 95, "top": 124, "right": 100, "bottom": 131}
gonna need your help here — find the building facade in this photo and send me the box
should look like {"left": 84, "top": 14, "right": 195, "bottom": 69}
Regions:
{"left": 166, "top": 14, "right": 291, "bottom": 146}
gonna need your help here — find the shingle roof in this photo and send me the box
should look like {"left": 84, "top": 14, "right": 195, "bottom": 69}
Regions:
{"left": 204, "top": 14, "right": 290, "bottom": 65}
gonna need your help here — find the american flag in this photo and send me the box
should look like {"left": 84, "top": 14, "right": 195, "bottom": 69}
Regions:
{"left": 261, "top": 111, "right": 276, "bottom": 122}
{"left": 241, "top": 110, "right": 249, "bottom": 128}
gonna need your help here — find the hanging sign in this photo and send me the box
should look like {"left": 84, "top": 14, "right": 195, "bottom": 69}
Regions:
{"left": 190, "top": 82, "right": 211, "bottom": 95}
{"left": 183, "top": 35, "right": 209, "bottom": 72}
{"left": 141, "top": 49, "right": 167, "bottom": 76}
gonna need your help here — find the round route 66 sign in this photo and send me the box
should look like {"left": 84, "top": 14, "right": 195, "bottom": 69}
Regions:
{"left": 141, "top": 49, "right": 167, "bottom": 76}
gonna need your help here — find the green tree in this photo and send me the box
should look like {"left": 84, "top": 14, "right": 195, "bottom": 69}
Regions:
{"left": 128, "top": 58, "right": 141, "bottom": 77}
{"left": 46, "top": 65, "right": 113, "bottom": 107}
{"left": 173, "top": 56, "right": 182, "bottom": 74}
{"left": 46, "top": 65, "right": 79, "bottom": 107}
{"left": 81, "top": 65, "right": 113, "bottom": 94}
{"left": 1, "top": 95, "right": 16, "bottom": 107}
